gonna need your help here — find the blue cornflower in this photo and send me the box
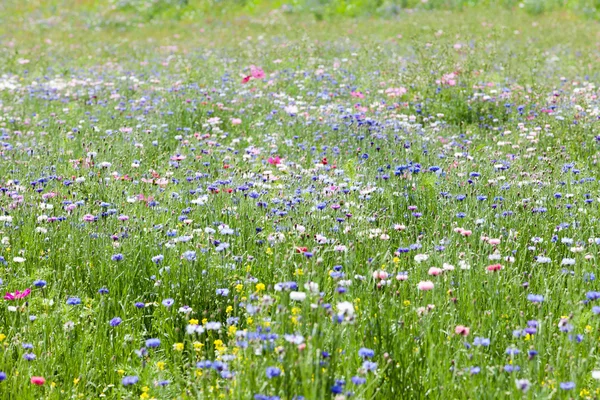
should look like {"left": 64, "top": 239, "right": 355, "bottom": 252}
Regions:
{"left": 162, "top": 298, "right": 174, "bottom": 307}
{"left": 527, "top": 294, "right": 544, "bottom": 303}
{"left": 362, "top": 361, "right": 377, "bottom": 372}
{"left": 111, "top": 254, "right": 123, "bottom": 261}
{"left": 110, "top": 317, "right": 122, "bottom": 327}
{"left": 266, "top": 367, "right": 281, "bottom": 379}
{"left": 145, "top": 338, "right": 160, "bottom": 348}
{"left": 0, "top": 372, "right": 5, "bottom": 381}
{"left": 182, "top": 251, "right": 196, "bottom": 261}
{"left": 152, "top": 255, "right": 164, "bottom": 264}
{"left": 98, "top": 287, "right": 109, "bottom": 295}
{"left": 351, "top": 376, "right": 366, "bottom": 385}
{"left": 66, "top": 297, "right": 81, "bottom": 305}
{"left": 33, "top": 280, "right": 46, "bottom": 288}
{"left": 358, "top": 348, "right": 375, "bottom": 358}
{"left": 473, "top": 337, "right": 490, "bottom": 347}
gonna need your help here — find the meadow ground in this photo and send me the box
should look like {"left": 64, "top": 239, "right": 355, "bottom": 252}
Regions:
{"left": 1, "top": 1, "right": 600, "bottom": 399}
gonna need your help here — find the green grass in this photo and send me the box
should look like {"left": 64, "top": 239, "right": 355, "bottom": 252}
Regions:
{"left": 0, "top": 2, "right": 599, "bottom": 399}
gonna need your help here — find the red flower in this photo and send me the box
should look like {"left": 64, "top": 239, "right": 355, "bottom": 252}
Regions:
{"left": 321, "top": 157, "right": 328, "bottom": 165}
{"left": 295, "top": 247, "right": 308, "bottom": 253}
{"left": 30, "top": 376, "right": 45, "bottom": 385}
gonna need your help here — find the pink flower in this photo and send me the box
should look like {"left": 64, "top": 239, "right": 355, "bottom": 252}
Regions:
{"left": 231, "top": 118, "right": 242, "bottom": 125}
{"left": 4, "top": 288, "right": 31, "bottom": 300}
{"left": 82, "top": 214, "right": 95, "bottom": 222}
{"left": 250, "top": 65, "right": 265, "bottom": 79}
{"left": 486, "top": 264, "right": 503, "bottom": 272}
{"left": 30, "top": 376, "right": 45, "bottom": 385}
{"left": 372, "top": 270, "right": 389, "bottom": 280}
{"left": 455, "top": 325, "right": 470, "bottom": 336}
{"left": 396, "top": 273, "right": 408, "bottom": 281}
{"left": 350, "top": 91, "right": 365, "bottom": 98}
{"left": 267, "top": 156, "right": 281, "bottom": 165}
{"left": 384, "top": 87, "right": 407, "bottom": 97}
{"left": 417, "top": 281, "right": 434, "bottom": 291}
{"left": 461, "top": 230, "right": 472, "bottom": 237}
{"left": 488, "top": 238, "right": 501, "bottom": 245}
{"left": 428, "top": 267, "right": 443, "bottom": 276}
{"left": 242, "top": 65, "right": 265, "bottom": 83}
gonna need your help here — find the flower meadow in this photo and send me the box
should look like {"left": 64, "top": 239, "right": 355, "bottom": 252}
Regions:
{"left": 3, "top": 3, "right": 600, "bottom": 399}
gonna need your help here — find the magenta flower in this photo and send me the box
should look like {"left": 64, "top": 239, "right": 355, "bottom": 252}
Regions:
{"left": 4, "top": 288, "right": 31, "bottom": 300}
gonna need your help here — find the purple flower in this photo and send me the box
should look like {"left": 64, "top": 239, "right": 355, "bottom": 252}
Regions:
{"left": 110, "top": 317, "right": 122, "bottom": 327}
{"left": 162, "top": 298, "right": 174, "bottom": 307}
{"left": 560, "top": 382, "right": 575, "bottom": 390}
{"left": 145, "top": 338, "right": 160, "bottom": 348}
{"left": 122, "top": 376, "right": 139, "bottom": 386}
{"left": 111, "top": 254, "right": 124, "bottom": 262}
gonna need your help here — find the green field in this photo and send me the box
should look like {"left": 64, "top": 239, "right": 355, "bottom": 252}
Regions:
{"left": 0, "top": 1, "right": 600, "bottom": 399}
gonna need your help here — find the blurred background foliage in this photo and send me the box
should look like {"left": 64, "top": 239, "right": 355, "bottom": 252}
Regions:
{"left": 3, "top": 0, "right": 600, "bottom": 24}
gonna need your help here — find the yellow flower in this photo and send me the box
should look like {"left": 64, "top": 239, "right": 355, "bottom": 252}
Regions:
{"left": 142, "top": 386, "right": 149, "bottom": 392}
{"left": 265, "top": 248, "right": 273, "bottom": 255}
{"left": 0, "top": 334, "right": 5, "bottom": 342}
{"left": 247, "top": 317, "right": 253, "bottom": 325}
{"left": 291, "top": 307, "right": 301, "bottom": 315}
{"left": 294, "top": 268, "right": 303, "bottom": 276}
{"left": 202, "top": 318, "right": 208, "bottom": 325}
{"left": 117, "top": 369, "right": 125, "bottom": 375}
{"left": 140, "top": 393, "right": 149, "bottom": 400}
{"left": 585, "top": 325, "right": 593, "bottom": 333}
{"left": 256, "top": 283, "right": 265, "bottom": 292}
{"left": 393, "top": 257, "right": 400, "bottom": 264}
{"left": 226, "top": 306, "right": 233, "bottom": 314}
{"left": 228, "top": 326, "right": 237, "bottom": 336}
{"left": 189, "top": 319, "right": 199, "bottom": 325}
{"left": 173, "top": 342, "right": 184, "bottom": 351}
{"left": 403, "top": 300, "right": 411, "bottom": 306}
{"left": 193, "top": 341, "right": 204, "bottom": 351}
{"left": 73, "top": 377, "right": 80, "bottom": 385}
{"left": 235, "top": 284, "right": 243, "bottom": 293}
{"left": 156, "top": 361, "right": 165, "bottom": 371}
{"left": 195, "top": 370, "right": 203, "bottom": 377}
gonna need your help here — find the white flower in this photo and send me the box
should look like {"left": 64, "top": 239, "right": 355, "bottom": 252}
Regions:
{"left": 414, "top": 254, "right": 428, "bottom": 263}
{"left": 13, "top": 257, "right": 25, "bottom": 263}
{"left": 304, "top": 282, "right": 319, "bottom": 293}
{"left": 592, "top": 371, "right": 600, "bottom": 380}
{"left": 336, "top": 301, "right": 355, "bottom": 317}
{"left": 99, "top": 161, "right": 112, "bottom": 168}
{"left": 561, "top": 258, "right": 575, "bottom": 266}
{"left": 290, "top": 291, "right": 306, "bottom": 301}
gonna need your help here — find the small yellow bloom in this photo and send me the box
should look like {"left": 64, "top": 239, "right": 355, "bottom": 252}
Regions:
{"left": 585, "top": 325, "right": 593, "bottom": 333}
{"left": 235, "top": 284, "right": 243, "bottom": 293}
{"left": 140, "top": 393, "right": 149, "bottom": 400}
{"left": 142, "top": 386, "right": 149, "bottom": 392}
{"left": 228, "top": 326, "right": 237, "bottom": 336}
{"left": 193, "top": 341, "right": 204, "bottom": 351}
{"left": 247, "top": 317, "right": 253, "bottom": 325}
{"left": 0, "top": 334, "right": 5, "bottom": 342}
{"left": 173, "top": 342, "right": 184, "bottom": 351}
{"left": 294, "top": 268, "right": 304, "bottom": 276}
{"left": 226, "top": 306, "right": 233, "bottom": 314}
{"left": 393, "top": 257, "right": 400, "bottom": 264}
{"left": 202, "top": 318, "right": 208, "bottom": 325}
{"left": 73, "top": 377, "right": 80, "bottom": 385}
{"left": 189, "top": 319, "right": 199, "bottom": 325}
{"left": 156, "top": 361, "right": 165, "bottom": 371}
{"left": 256, "top": 283, "right": 265, "bottom": 292}
{"left": 117, "top": 369, "right": 125, "bottom": 375}
{"left": 403, "top": 300, "right": 411, "bottom": 306}
{"left": 265, "top": 248, "right": 273, "bottom": 255}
